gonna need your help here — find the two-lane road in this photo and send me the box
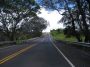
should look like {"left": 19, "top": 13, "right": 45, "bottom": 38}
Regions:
{"left": 0, "top": 34, "right": 73, "bottom": 67}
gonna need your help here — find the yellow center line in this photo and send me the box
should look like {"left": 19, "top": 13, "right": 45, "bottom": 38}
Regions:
{"left": 0, "top": 44, "right": 37, "bottom": 64}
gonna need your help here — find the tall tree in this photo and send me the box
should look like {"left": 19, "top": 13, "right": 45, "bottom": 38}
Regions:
{"left": 21, "top": 17, "right": 47, "bottom": 37}
{"left": 86, "top": 0, "right": 90, "bottom": 12}
{"left": 40, "top": 0, "right": 82, "bottom": 41}
{"left": 75, "top": 0, "right": 90, "bottom": 42}
{"left": 40, "top": 0, "right": 90, "bottom": 42}
{"left": 0, "top": 0, "right": 40, "bottom": 41}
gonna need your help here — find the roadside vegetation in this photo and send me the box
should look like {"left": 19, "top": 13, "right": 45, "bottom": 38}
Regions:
{"left": 40, "top": 0, "right": 90, "bottom": 43}
{"left": 0, "top": 0, "right": 47, "bottom": 43}
{"left": 51, "top": 29, "right": 84, "bottom": 43}
{"left": 51, "top": 29, "right": 90, "bottom": 52}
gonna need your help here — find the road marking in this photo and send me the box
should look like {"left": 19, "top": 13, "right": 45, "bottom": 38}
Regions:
{"left": 0, "top": 44, "right": 37, "bottom": 64}
{"left": 49, "top": 34, "right": 75, "bottom": 67}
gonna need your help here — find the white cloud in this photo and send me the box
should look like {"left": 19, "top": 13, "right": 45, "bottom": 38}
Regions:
{"left": 37, "top": 8, "right": 63, "bottom": 32}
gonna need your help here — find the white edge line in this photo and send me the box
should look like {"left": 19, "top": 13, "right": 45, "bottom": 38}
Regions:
{"left": 49, "top": 34, "right": 75, "bottom": 67}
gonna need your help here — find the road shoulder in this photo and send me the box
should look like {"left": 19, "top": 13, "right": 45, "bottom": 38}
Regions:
{"left": 54, "top": 40, "right": 90, "bottom": 67}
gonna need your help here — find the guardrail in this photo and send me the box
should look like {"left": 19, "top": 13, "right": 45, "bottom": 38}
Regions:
{"left": 0, "top": 41, "right": 16, "bottom": 46}
{"left": 71, "top": 42, "right": 90, "bottom": 48}
{"left": 0, "top": 37, "right": 39, "bottom": 47}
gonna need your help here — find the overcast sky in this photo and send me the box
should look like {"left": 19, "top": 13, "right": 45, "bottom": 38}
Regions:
{"left": 37, "top": 8, "right": 63, "bottom": 32}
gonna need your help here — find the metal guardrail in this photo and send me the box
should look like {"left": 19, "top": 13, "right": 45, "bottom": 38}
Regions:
{"left": 72, "top": 42, "right": 90, "bottom": 48}
{"left": 0, "top": 37, "right": 39, "bottom": 46}
{"left": 0, "top": 41, "right": 16, "bottom": 46}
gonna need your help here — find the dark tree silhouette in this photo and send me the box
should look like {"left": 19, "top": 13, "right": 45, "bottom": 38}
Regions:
{"left": 0, "top": 0, "right": 47, "bottom": 41}
{"left": 40, "top": 0, "right": 90, "bottom": 42}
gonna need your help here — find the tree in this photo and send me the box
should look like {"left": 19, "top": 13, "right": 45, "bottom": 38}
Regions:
{"left": 40, "top": 0, "right": 82, "bottom": 42}
{"left": 85, "top": 0, "right": 90, "bottom": 12}
{"left": 74, "top": 0, "right": 90, "bottom": 42}
{"left": 0, "top": 0, "right": 40, "bottom": 41}
{"left": 21, "top": 17, "right": 47, "bottom": 37}
{"left": 39, "top": 0, "right": 90, "bottom": 42}
{"left": 60, "top": 11, "right": 82, "bottom": 42}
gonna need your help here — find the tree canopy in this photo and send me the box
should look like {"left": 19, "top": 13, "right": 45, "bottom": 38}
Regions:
{"left": 40, "top": 0, "right": 90, "bottom": 42}
{"left": 0, "top": 0, "right": 47, "bottom": 41}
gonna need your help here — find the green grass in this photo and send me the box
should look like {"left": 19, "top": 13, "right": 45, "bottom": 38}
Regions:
{"left": 16, "top": 40, "right": 23, "bottom": 44}
{"left": 51, "top": 31, "right": 77, "bottom": 43}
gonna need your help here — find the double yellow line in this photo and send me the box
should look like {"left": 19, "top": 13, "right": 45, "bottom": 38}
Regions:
{"left": 0, "top": 44, "right": 37, "bottom": 64}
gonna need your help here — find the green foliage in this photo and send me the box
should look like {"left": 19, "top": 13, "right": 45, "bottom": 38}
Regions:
{"left": 0, "top": 0, "right": 46, "bottom": 41}
{"left": 18, "top": 34, "right": 31, "bottom": 40}
{"left": 16, "top": 40, "right": 22, "bottom": 44}
{"left": 51, "top": 29, "right": 78, "bottom": 42}
{"left": 16, "top": 33, "right": 32, "bottom": 44}
{"left": 40, "top": 0, "right": 90, "bottom": 42}
{"left": 51, "top": 29, "right": 85, "bottom": 43}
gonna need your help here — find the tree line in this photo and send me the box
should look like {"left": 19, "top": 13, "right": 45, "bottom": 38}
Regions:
{"left": 40, "top": 0, "right": 90, "bottom": 42}
{"left": 0, "top": 0, "right": 47, "bottom": 41}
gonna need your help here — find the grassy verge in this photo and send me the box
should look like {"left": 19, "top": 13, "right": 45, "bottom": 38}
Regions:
{"left": 51, "top": 30, "right": 90, "bottom": 52}
{"left": 51, "top": 31, "right": 77, "bottom": 43}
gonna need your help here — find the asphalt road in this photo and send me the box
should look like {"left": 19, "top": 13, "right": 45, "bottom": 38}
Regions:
{"left": 0, "top": 34, "right": 73, "bottom": 67}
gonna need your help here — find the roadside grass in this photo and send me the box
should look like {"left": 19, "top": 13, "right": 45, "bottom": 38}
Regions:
{"left": 51, "top": 30, "right": 90, "bottom": 52}
{"left": 51, "top": 31, "right": 77, "bottom": 43}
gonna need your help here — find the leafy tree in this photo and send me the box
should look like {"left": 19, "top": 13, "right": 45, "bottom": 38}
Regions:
{"left": 21, "top": 17, "right": 47, "bottom": 37}
{"left": 0, "top": 0, "right": 41, "bottom": 41}
{"left": 39, "top": 0, "right": 90, "bottom": 42}
{"left": 85, "top": 0, "right": 90, "bottom": 12}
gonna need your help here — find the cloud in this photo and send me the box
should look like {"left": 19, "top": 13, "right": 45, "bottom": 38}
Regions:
{"left": 37, "top": 8, "right": 63, "bottom": 32}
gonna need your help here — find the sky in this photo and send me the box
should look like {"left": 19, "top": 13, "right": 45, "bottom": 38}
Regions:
{"left": 37, "top": 8, "right": 64, "bottom": 32}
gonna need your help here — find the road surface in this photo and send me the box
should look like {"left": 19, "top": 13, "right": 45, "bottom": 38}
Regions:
{"left": 0, "top": 34, "right": 90, "bottom": 67}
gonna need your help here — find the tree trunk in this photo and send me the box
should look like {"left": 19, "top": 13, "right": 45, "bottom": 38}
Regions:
{"left": 75, "top": 32, "right": 82, "bottom": 42}
{"left": 10, "top": 27, "right": 16, "bottom": 41}
{"left": 76, "top": 0, "right": 90, "bottom": 42}
{"left": 64, "top": 0, "right": 82, "bottom": 42}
